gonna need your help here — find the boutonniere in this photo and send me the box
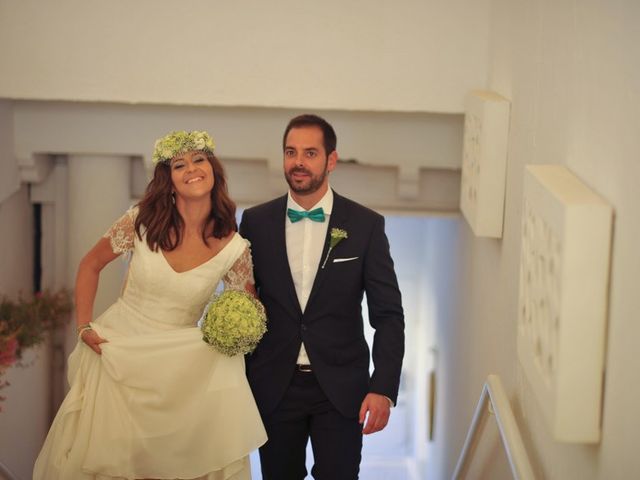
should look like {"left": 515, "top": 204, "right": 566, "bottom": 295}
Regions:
{"left": 321, "top": 228, "right": 348, "bottom": 269}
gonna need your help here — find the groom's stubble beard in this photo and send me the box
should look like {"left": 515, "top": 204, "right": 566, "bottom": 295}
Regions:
{"left": 284, "top": 159, "right": 329, "bottom": 195}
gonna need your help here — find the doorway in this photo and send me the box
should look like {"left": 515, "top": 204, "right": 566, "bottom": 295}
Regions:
{"left": 250, "top": 214, "right": 461, "bottom": 480}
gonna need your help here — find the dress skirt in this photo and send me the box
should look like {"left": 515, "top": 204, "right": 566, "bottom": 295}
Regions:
{"left": 33, "top": 300, "right": 267, "bottom": 480}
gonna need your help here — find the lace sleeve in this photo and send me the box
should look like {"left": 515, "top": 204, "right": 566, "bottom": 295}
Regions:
{"left": 222, "top": 244, "right": 255, "bottom": 291}
{"left": 102, "top": 207, "right": 137, "bottom": 255}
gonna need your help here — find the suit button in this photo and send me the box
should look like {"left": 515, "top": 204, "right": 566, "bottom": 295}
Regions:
{"left": 301, "top": 325, "right": 307, "bottom": 331}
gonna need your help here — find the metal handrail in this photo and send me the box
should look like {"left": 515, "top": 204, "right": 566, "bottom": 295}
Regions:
{"left": 452, "top": 374, "right": 535, "bottom": 480}
{"left": 0, "top": 460, "right": 19, "bottom": 480}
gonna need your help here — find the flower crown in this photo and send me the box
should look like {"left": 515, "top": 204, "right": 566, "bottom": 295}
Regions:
{"left": 152, "top": 130, "right": 216, "bottom": 165}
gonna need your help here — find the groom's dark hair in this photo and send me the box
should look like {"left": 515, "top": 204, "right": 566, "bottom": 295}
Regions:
{"left": 283, "top": 114, "right": 337, "bottom": 156}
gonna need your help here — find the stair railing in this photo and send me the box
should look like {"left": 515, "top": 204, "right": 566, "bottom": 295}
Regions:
{"left": 0, "top": 460, "right": 19, "bottom": 480}
{"left": 452, "top": 374, "right": 535, "bottom": 480}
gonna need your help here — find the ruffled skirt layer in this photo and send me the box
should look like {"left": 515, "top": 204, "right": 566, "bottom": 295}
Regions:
{"left": 34, "top": 302, "right": 266, "bottom": 480}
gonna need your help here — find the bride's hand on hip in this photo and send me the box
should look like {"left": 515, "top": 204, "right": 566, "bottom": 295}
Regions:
{"left": 81, "top": 329, "right": 108, "bottom": 355}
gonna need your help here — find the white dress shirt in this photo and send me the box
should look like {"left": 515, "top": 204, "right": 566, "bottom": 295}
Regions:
{"left": 286, "top": 188, "right": 333, "bottom": 365}
{"left": 285, "top": 188, "right": 394, "bottom": 407}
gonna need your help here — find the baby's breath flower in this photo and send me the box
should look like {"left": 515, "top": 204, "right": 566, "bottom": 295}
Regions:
{"left": 152, "top": 130, "right": 216, "bottom": 165}
{"left": 329, "top": 228, "right": 348, "bottom": 248}
{"left": 194, "top": 137, "right": 206, "bottom": 150}
{"left": 201, "top": 290, "right": 267, "bottom": 357}
{"left": 321, "top": 228, "right": 348, "bottom": 269}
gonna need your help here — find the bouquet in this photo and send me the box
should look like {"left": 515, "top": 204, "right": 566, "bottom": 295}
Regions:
{"left": 201, "top": 289, "right": 267, "bottom": 356}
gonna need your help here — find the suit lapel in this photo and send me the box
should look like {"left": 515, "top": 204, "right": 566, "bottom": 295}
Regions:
{"left": 305, "top": 191, "right": 349, "bottom": 310}
{"left": 267, "top": 195, "right": 303, "bottom": 316}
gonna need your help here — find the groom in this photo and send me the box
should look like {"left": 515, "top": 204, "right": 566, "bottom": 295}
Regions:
{"left": 240, "top": 114, "right": 405, "bottom": 480}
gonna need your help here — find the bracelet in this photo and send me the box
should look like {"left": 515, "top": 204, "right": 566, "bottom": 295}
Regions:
{"left": 77, "top": 324, "right": 93, "bottom": 340}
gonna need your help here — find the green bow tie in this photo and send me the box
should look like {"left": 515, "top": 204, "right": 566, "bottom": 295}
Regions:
{"left": 287, "top": 207, "right": 326, "bottom": 223}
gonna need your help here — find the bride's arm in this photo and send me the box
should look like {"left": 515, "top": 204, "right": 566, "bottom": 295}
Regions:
{"left": 77, "top": 207, "right": 137, "bottom": 354}
{"left": 222, "top": 244, "right": 257, "bottom": 296}
{"left": 245, "top": 282, "right": 257, "bottom": 296}
{"left": 75, "top": 238, "right": 121, "bottom": 354}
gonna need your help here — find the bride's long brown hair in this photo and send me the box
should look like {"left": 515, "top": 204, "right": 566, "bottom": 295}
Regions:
{"left": 134, "top": 153, "right": 237, "bottom": 251}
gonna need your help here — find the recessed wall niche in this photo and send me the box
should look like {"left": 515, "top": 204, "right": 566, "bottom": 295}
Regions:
{"left": 12, "top": 100, "right": 464, "bottom": 213}
{"left": 517, "top": 165, "right": 612, "bottom": 443}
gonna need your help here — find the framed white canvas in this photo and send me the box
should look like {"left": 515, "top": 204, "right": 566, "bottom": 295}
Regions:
{"left": 460, "top": 90, "right": 511, "bottom": 238}
{"left": 517, "top": 165, "right": 612, "bottom": 443}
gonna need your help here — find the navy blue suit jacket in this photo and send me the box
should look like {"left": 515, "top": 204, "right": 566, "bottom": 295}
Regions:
{"left": 240, "top": 191, "right": 404, "bottom": 418}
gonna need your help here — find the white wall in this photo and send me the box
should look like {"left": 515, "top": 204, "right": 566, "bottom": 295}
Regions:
{"left": 434, "top": 0, "right": 640, "bottom": 478}
{"left": 0, "top": 100, "right": 19, "bottom": 203}
{"left": 0, "top": 101, "right": 49, "bottom": 480}
{"left": 0, "top": 0, "right": 490, "bottom": 113}
{"left": 0, "top": 186, "right": 51, "bottom": 480}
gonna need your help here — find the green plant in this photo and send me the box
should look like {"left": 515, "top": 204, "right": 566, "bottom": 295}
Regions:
{"left": 0, "top": 289, "right": 72, "bottom": 410}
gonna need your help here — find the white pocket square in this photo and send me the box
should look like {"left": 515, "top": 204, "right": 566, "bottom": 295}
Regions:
{"left": 333, "top": 256, "right": 359, "bottom": 263}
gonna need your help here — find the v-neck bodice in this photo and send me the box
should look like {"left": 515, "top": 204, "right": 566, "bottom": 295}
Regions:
{"left": 120, "top": 232, "right": 247, "bottom": 327}
{"left": 159, "top": 233, "right": 237, "bottom": 275}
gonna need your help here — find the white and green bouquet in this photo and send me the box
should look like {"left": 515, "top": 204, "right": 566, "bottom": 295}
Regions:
{"left": 201, "top": 289, "right": 267, "bottom": 356}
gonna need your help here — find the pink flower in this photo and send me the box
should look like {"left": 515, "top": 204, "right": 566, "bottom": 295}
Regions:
{"left": 0, "top": 337, "right": 18, "bottom": 368}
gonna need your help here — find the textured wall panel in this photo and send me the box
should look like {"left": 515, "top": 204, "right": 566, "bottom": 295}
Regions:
{"left": 518, "top": 165, "right": 612, "bottom": 442}
{"left": 460, "top": 90, "right": 510, "bottom": 237}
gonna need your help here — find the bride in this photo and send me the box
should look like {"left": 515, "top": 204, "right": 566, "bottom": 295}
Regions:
{"left": 33, "top": 131, "right": 267, "bottom": 479}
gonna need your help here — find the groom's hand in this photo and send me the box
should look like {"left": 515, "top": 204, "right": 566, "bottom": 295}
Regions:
{"left": 359, "top": 393, "right": 391, "bottom": 435}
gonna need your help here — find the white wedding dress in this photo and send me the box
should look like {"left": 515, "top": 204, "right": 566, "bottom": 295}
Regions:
{"left": 33, "top": 209, "right": 267, "bottom": 480}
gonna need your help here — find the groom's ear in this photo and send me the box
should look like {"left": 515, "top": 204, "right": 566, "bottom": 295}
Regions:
{"left": 327, "top": 150, "right": 338, "bottom": 173}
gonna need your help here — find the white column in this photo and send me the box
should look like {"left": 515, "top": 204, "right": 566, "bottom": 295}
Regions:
{"left": 66, "top": 155, "right": 131, "bottom": 353}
